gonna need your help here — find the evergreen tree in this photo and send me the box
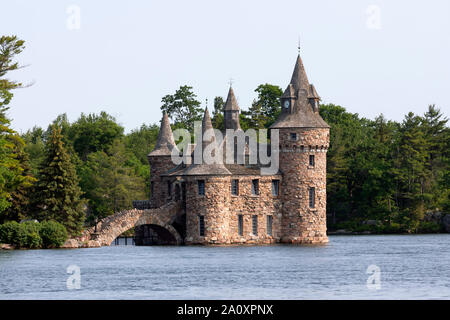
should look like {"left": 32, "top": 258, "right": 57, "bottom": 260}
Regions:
{"left": 33, "top": 125, "right": 86, "bottom": 235}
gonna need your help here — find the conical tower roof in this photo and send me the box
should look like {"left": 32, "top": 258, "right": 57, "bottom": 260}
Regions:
{"left": 224, "top": 86, "right": 240, "bottom": 111}
{"left": 182, "top": 107, "right": 230, "bottom": 175}
{"left": 148, "top": 112, "right": 179, "bottom": 157}
{"left": 271, "top": 54, "right": 329, "bottom": 129}
{"left": 289, "top": 54, "right": 310, "bottom": 93}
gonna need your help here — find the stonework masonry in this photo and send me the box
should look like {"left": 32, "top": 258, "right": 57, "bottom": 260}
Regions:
{"left": 69, "top": 53, "right": 331, "bottom": 247}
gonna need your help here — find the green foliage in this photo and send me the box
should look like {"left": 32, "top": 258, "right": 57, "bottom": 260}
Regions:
{"left": 161, "top": 85, "right": 203, "bottom": 132}
{"left": 67, "top": 112, "right": 124, "bottom": 161}
{"left": 16, "top": 221, "right": 42, "bottom": 248}
{"left": 322, "top": 103, "right": 449, "bottom": 232}
{"left": 0, "top": 221, "right": 19, "bottom": 243}
{"left": 242, "top": 84, "right": 283, "bottom": 129}
{"left": 0, "top": 220, "right": 68, "bottom": 248}
{"left": 79, "top": 140, "right": 146, "bottom": 222}
{"left": 32, "top": 126, "right": 86, "bottom": 236}
{"left": 212, "top": 96, "right": 225, "bottom": 130}
{"left": 0, "top": 36, "right": 34, "bottom": 221}
{"left": 39, "top": 220, "right": 68, "bottom": 248}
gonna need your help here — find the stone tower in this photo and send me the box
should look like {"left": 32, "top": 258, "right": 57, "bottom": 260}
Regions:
{"left": 271, "top": 54, "right": 330, "bottom": 244}
{"left": 147, "top": 112, "right": 179, "bottom": 208}
{"left": 183, "top": 108, "right": 232, "bottom": 244}
{"left": 224, "top": 86, "right": 241, "bottom": 130}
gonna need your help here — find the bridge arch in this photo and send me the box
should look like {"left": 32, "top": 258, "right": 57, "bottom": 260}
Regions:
{"left": 78, "top": 201, "right": 183, "bottom": 247}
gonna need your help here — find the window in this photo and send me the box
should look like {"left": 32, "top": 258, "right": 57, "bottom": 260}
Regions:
{"left": 199, "top": 216, "right": 205, "bottom": 236}
{"left": 309, "top": 187, "right": 315, "bottom": 208}
{"left": 267, "top": 215, "right": 273, "bottom": 236}
{"left": 167, "top": 181, "right": 172, "bottom": 196}
{"left": 252, "top": 215, "right": 258, "bottom": 235}
{"left": 238, "top": 215, "right": 243, "bottom": 236}
{"left": 309, "top": 155, "right": 315, "bottom": 167}
{"left": 271, "top": 180, "right": 279, "bottom": 196}
{"left": 290, "top": 132, "right": 297, "bottom": 141}
{"left": 251, "top": 179, "right": 259, "bottom": 195}
{"left": 231, "top": 179, "right": 239, "bottom": 196}
{"left": 198, "top": 180, "right": 205, "bottom": 195}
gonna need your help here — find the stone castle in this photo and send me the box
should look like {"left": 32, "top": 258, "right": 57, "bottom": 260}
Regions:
{"left": 136, "top": 53, "right": 330, "bottom": 245}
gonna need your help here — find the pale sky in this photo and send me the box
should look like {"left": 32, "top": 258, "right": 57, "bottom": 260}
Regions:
{"left": 2, "top": 0, "right": 449, "bottom": 133}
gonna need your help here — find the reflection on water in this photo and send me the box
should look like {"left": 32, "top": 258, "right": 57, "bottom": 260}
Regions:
{"left": 0, "top": 235, "right": 449, "bottom": 299}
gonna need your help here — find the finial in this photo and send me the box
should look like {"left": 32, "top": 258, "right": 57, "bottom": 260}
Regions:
{"left": 298, "top": 36, "right": 301, "bottom": 54}
{"left": 205, "top": 98, "right": 208, "bottom": 108}
{"left": 229, "top": 78, "right": 234, "bottom": 87}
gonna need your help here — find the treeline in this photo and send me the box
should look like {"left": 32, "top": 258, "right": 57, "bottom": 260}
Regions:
{"left": 0, "top": 36, "right": 449, "bottom": 240}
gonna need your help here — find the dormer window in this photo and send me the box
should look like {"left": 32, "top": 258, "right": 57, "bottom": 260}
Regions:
{"left": 314, "top": 100, "right": 319, "bottom": 112}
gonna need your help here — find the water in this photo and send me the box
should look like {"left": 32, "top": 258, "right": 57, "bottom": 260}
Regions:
{"left": 1, "top": 235, "right": 449, "bottom": 299}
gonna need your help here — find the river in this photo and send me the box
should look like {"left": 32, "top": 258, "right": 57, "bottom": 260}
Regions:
{"left": 0, "top": 234, "right": 449, "bottom": 299}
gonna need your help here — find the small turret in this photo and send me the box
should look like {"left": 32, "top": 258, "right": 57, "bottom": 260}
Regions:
{"left": 223, "top": 86, "right": 241, "bottom": 130}
{"left": 148, "top": 112, "right": 179, "bottom": 207}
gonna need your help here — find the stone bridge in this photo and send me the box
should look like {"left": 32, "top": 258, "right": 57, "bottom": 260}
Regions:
{"left": 63, "top": 201, "right": 182, "bottom": 248}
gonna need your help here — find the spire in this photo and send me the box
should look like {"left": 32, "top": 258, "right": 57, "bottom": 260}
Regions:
{"left": 182, "top": 108, "right": 230, "bottom": 175}
{"left": 224, "top": 86, "right": 239, "bottom": 111}
{"left": 223, "top": 86, "right": 241, "bottom": 130}
{"left": 148, "top": 112, "right": 179, "bottom": 157}
{"left": 271, "top": 54, "right": 329, "bottom": 129}
{"left": 290, "top": 54, "right": 310, "bottom": 93}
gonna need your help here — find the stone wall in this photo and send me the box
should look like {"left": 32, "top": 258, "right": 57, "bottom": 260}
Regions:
{"left": 184, "top": 175, "right": 282, "bottom": 245}
{"left": 148, "top": 155, "right": 177, "bottom": 208}
{"left": 278, "top": 127, "right": 329, "bottom": 244}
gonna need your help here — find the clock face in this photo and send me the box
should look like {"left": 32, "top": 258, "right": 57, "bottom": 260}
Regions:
{"left": 284, "top": 100, "right": 290, "bottom": 109}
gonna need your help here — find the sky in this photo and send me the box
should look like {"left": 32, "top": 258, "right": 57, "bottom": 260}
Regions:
{"left": 1, "top": 0, "right": 449, "bottom": 133}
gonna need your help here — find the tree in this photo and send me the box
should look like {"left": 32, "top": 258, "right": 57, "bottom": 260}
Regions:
{"left": 67, "top": 111, "right": 124, "bottom": 161}
{"left": 0, "top": 35, "right": 26, "bottom": 107}
{"left": 244, "top": 84, "right": 282, "bottom": 129}
{"left": 211, "top": 96, "right": 225, "bottom": 130}
{"left": 160, "top": 85, "right": 203, "bottom": 132}
{"left": 79, "top": 140, "right": 146, "bottom": 223}
{"left": 0, "top": 36, "right": 34, "bottom": 220}
{"left": 32, "top": 125, "right": 86, "bottom": 235}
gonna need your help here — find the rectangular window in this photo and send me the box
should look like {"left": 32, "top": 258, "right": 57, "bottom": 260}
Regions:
{"left": 309, "top": 187, "right": 315, "bottom": 208}
{"left": 167, "top": 181, "right": 172, "bottom": 196}
{"left": 238, "top": 215, "right": 243, "bottom": 236}
{"left": 251, "top": 179, "right": 259, "bottom": 195}
{"left": 267, "top": 215, "right": 273, "bottom": 236}
{"left": 231, "top": 179, "right": 239, "bottom": 196}
{"left": 198, "top": 180, "right": 205, "bottom": 196}
{"left": 199, "top": 216, "right": 205, "bottom": 236}
{"left": 290, "top": 132, "right": 297, "bottom": 141}
{"left": 271, "top": 180, "right": 279, "bottom": 196}
{"left": 309, "top": 155, "right": 315, "bottom": 167}
{"left": 252, "top": 215, "right": 258, "bottom": 235}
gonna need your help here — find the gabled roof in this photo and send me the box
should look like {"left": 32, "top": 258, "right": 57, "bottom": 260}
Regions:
{"left": 148, "top": 112, "right": 179, "bottom": 157}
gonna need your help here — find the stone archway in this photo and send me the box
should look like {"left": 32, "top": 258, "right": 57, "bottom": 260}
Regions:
{"left": 67, "top": 201, "right": 182, "bottom": 248}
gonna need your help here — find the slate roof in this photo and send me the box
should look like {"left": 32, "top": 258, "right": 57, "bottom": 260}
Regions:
{"left": 271, "top": 55, "right": 330, "bottom": 129}
{"left": 148, "top": 112, "right": 179, "bottom": 157}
